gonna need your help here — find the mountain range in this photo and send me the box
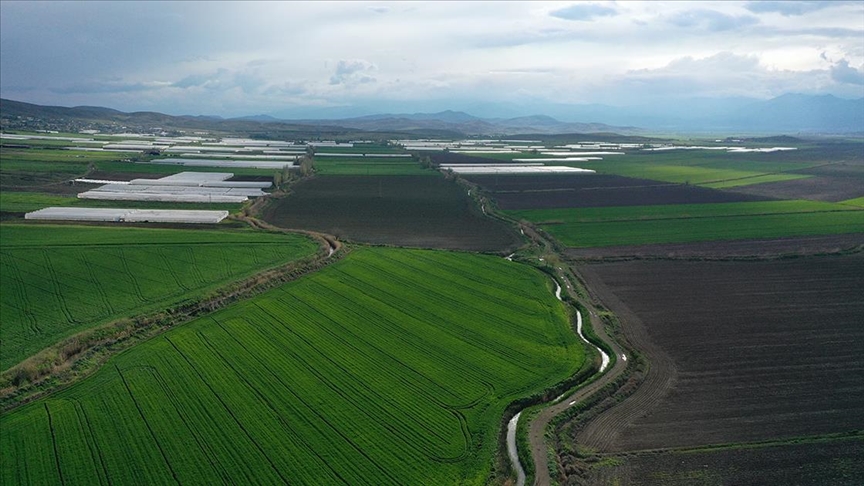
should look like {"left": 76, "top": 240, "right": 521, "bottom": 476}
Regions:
{"left": 2, "top": 93, "right": 862, "bottom": 137}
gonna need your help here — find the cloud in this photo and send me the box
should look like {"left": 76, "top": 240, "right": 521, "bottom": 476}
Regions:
{"left": 467, "top": 28, "right": 575, "bottom": 49}
{"left": 601, "top": 52, "right": 830, "bottom": 101}
{"left": 744, "top": 1, "right": 844, "bottom": 16}
{"left": 52, "top": 80, "right": 166, "bottom": 95}
{"left": 830, "top": 59, "right": 864, "bottom": 85}
{"left": 550, "top": 3, "right": 617, "bottom": 21}
{"left": 172, "top": 68, "right": 267, "bottom": 94}
{"left": 667, "top": 9, "right": 759, "bottom": 32}
{"left": 758, "top": 26, "right": 864, "bottom": 39}
{"left": 172, "top": 70, "right": 226, "bottom": 89}
{"left": 264, "top": 81, "right": 308, "bottom": 97}
{"left": 329, "top": 59, "right": 377, "bottom": 85}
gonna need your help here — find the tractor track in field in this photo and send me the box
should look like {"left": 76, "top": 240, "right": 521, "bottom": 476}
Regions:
{"left": 571, "top": 264, "right": 677, "bottom": 453}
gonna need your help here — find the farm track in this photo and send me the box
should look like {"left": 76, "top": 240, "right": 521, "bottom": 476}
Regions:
{"left": 528, "top": 273, "right": 628, "bottom": 486}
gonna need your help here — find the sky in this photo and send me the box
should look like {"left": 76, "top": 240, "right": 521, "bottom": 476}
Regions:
{"left": 1, "top": 1, "right": 863, "bottom": 118}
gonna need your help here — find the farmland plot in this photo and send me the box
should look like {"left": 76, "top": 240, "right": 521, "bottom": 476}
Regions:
{"left": 0, "top": 224, "right": 318, "bottom": 369}
{"left": 313, "top": 156, "right": 432, "bottom": 175}
{"left": 728, "top": 163, "right": 864, "bottom": 202}
{"left": 262, "top": 175, "right": 521, "bottom": 251}
{"left": 508, "top": 200, "right": 864, "bottom": 248}
{"left": 465, "top": 173, "right": 768, "bottom": 210}
{"left": 574, "top": 149, "right": 825, "bottom": 187}
{"left": 568, "top": 255, "right": 864, "bottom": 483}
{"left": 2, "top": 248, "right": 586, "bottom": 485}
{"left": 586, "top": 436, "right": 864, "bottom": 486}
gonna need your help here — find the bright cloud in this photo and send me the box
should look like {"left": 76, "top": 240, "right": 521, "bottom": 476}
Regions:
{"left": 1, "top": 1, "right": 861, "bottom": 117}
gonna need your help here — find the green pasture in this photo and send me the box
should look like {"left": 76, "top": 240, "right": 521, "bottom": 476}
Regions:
{"left": 0, "top": 191, "right": 239, "bottom": 214}
{"left": 467, "top": 146, "right": 829, "bottom": 188}
{"left": 0, "top": 148, "right": 118, "bottom": 189}
{"left": 1, "top": 247, "right": 585, "bottom": 484}
{"left": 508, "top": 201, "right": 864, "bottom": 247}
{"left": 0, "top": 224, "right": 318, "bottom": 369}
{"left": 574, "top": 158, "right": 814, "bottom": 186}
{"left": 1, "top": 138, "right": 105, "bottom": 148}
{"left": 841, "top": 197, "right": 864, "bottom": 208}
{"left": 1, "top": 148, "right": 122, "bottom": 164}
{"left": 507, "top": 200, "right": 858, "bottom": 224}
{"left": 314, "top": 156, "right": 432, "bottom": 176}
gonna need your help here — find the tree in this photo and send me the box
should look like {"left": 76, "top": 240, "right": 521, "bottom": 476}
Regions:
{"left": 298, "top": 154, "right": 314, "bottom": 177}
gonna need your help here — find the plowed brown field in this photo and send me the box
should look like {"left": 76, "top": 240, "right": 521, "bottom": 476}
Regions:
{"left": 576, "top": 254, "right": 864, "bottom": 453}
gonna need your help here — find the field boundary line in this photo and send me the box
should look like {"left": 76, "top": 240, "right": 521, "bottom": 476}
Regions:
{"left": 589, "top": 430, "right": 864, "bottom": 457}
{"left": 1, "top": 230, "right": 344, "bottom": 411}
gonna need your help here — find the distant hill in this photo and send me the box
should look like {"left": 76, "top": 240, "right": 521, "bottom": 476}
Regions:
{"left": 6, "top": 94, "right": 858, "bottom": 137}
{"left": 0, "top": 99, "right": 641, "bottom": 137}
{"left": 724, "top": 94, "right": 864, "bottom": 133}
{"left": 283, "top": 112, "right": 639, "bottom": 136}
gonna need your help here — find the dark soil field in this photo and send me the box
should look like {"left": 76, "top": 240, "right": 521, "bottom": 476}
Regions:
{"left": 261, "top": 175, "right": 521, "bottom": 251}
{"left": 564, "top": 233, "right": 864, "bottom": 260}
{"left": 574, "top": 254, "right": 864, "bottom": 452}
{"left": 585, "top": 436, "right": 864, "bottom": 486}
{"left": 465, "top": 174, "right": 770, "bottom": 209}
{"left": 729, "top": 160, "right": 864, "bottom": 202}
{"left": 730, "top": 175, "right": 864, "bottom": 202}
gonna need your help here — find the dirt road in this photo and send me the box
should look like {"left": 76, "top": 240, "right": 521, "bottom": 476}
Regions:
{"left": 528, "top": 272, "right": 629, "bottom": 486}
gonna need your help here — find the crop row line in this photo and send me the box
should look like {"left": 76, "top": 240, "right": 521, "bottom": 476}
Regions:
{"left": 163, "top": 336, "right": 290, "bottom": 484}
{"left": 43, "top": 403, "right": 66, "bottom": 486}
{"left": 206, "top": 325, "right": 358, "bottom": 484}
{"left": 259, "top": 293, "right": 464, "bottom": 412}
{"left": 259, "top": 293, "right": 478, "bottom": 448}
{"left": 115, "top": 365, "right": 181, "bottom": 485}
{"left": 75, "top": 251, "right": 116, "bottom": 316}
{"left": 196, "top": 327, "right": 370, "bottom": 484}
{"left": 71, "top": 399, "right": 110, "bottom": 486}
{"left": 143, "top": 365, "right": 234, "bottom": 484}
{"left": 2, "top": 254, "right": 40, "bottom": 334}
{"left": 185, "top": 247, "right": 207, "bottom": 286}
{"left": 41, "top": 249, "right": 77, "bottom": 325}
{"left": 373, "top": 251, "right": 541, "bottom": 317}
{"left": 114, "top": 248, "right": 150, "bottom": 304}
{"left": 396, "top": 250, "right": 532, "bottom": 294}
{"left": 282, "top": 279, "right": 486, "bottom": 406}
{"left": 250, "top": 302, "right": 469, "bottom": 462}
{"left": 155, "top": 248, "right": 191, "bottom": 293}
{"left": 333, "top": 263, "right": 546, "bottom": 371}
{"left": 311, "top": 269, "right": 528, "bottom": 389}
{"left": 210, "top": 319, "right": 399, "bottom": 483}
